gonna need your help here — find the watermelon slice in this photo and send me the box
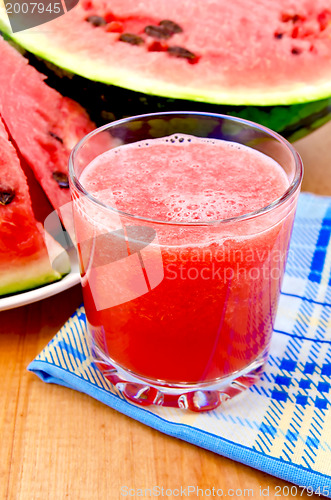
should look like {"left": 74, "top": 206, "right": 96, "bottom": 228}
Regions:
{"left": 0, "top": 116, "right": 70, "bottom": 296}
{"left": 1, "top": 0, "right": 330, "bottom": 140}
{"left": 1, "top": 0, "right": 330, "bottom": 104}
{"left": 0, "top": 36, "right": 95, "bottom": 213}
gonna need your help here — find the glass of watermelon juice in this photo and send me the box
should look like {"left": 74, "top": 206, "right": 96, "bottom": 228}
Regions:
{"left": 69, "top": 112, "right": 302, "bottom": 412}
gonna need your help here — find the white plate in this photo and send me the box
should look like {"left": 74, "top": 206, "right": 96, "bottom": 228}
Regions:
{"left": 0, "top": 248, "right": 81, "bottom": 312}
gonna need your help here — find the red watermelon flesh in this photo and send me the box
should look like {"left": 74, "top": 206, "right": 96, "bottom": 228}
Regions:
{"left": 0, "top": 116, "right": 70, "bottom": 296}
{"left": 0, "top": 37, "right": 95, "bottom": 214}
{"left": 17, "top": 150, "right": 55, "bottom": 226}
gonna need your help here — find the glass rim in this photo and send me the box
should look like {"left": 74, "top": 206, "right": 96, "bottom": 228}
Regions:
{"left": 69, "top": 111, "right": 303, "bottom": 227}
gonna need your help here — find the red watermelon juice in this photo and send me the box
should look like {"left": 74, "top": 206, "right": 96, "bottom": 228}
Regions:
{"left": 72, "top": 128, "right": 301, "bottom": 403}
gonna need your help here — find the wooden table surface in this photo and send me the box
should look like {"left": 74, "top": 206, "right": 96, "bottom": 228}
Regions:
{"left": 1, "top": 122, "right": 331, "bottom": 500}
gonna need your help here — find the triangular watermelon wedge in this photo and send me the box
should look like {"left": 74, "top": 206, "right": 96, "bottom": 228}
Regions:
{"left": 0, "top": 116, "right": 70, "bottom": 296}
{"left": 0, "top": 36, "right": 95, "bottom": 213}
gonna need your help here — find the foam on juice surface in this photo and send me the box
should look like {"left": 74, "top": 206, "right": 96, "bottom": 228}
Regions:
{"left": 80, "top": 134, "right": 289, "bottom": 222}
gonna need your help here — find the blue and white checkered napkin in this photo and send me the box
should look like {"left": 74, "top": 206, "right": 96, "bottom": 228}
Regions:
{"left": 29, "top": 192, "right": 331, "bottom": 495}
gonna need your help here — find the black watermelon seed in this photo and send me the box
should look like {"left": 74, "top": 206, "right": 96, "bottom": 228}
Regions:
{"left": 119, "top": 33, "right": 145, "bottom": 45}
{"left": 168, "top": 46, "right": 197, "bottom": 61}
{"left": 0, "top": 189, "right": 15, "bottom": 205}
{"left": 49, "top": 131, "right": 64, "bottom": 143}
{"left": 274, "top": 32, "right": 284, "bottom": 39}
{"left": 144, "top": 24, "right": 172, "bottom": 39}
{"left": 291, "top": 47, "right": 302, "bottom": 55}
{"left": 52, "top": 172, "right": 69, "bottom": 189}
{"left": 159, "top": 20, "right": 183, "bottom": 34}
{"left": 86, "top": 15, "right": 107, "bottom": 27}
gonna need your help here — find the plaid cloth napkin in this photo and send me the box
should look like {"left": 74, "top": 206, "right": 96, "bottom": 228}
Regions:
{"left": 29, "top": 192, "right": 331, "bottom": 496}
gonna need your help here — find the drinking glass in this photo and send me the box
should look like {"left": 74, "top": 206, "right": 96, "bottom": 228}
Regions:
{"left": 69, "top": 112, "right": 303, "bottom": 412}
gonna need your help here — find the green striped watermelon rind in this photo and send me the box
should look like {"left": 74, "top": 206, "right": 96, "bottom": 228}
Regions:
{"left": 0, "top": 256, "right": 65, "bottom": 296}
{"left": 12, "top": 51, "right": 331, "bottom": 142}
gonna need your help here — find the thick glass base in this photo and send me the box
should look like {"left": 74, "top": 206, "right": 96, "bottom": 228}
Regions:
{"left": 91, "top": 343, "right": 267, "bottom": 412}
